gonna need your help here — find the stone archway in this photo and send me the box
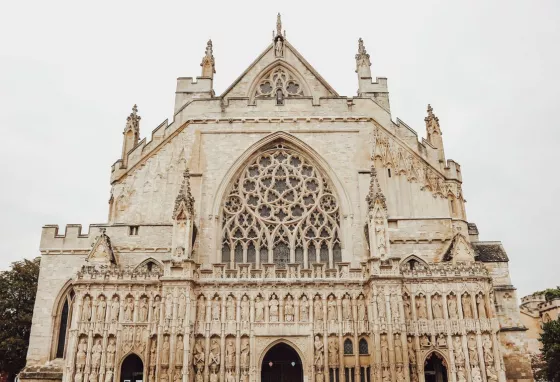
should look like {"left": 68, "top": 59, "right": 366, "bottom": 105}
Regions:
{"left": 120, "top": 353, "right": 144, "bottom": 382}
{"left": 261, "top": 342, "right": 303, "bottom": 382}
{"left": 424, "top": 352, "right": 448, "bottom": 382}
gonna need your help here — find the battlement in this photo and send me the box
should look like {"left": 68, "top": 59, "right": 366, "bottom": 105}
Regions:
{"left": 40, "top": 224, "right": 95, "bottom": 252}
{"left": 174, "top": 77, "right": 214, "bottom": 114}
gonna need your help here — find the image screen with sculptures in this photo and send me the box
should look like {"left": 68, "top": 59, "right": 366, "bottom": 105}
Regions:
{"left": 20, "top": 14, "right": 533, "bottom": 382}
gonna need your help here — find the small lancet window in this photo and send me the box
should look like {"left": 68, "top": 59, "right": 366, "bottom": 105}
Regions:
{"left": 359, "top": 338, "right": 369, "bottom": 355}
{"left": 344, "top": 338, "right": 353, "bottom": 355}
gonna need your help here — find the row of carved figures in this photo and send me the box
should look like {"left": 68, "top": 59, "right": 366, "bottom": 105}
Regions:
{"left": 75, "top": 290, "right": 491, "bottom": 331}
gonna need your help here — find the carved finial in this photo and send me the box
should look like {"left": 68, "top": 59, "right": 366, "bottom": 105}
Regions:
{"left": 173, "top": 168, "right": 195, "bottom": 220}
{"left": 201, "top": 39, "right": 216, "bottom": 77}
{"left": 125, "top": 104, "right": 141, "bottom": 133}
{"left": 425, "top": 103, "right": 442, "bottom": 137}
{"left": 277, "top": 13, "right": 282, "bottom": 37}
{"left": 366, "top": 164, "right": 387, "bottom": 211}
{"left": 355, "top": 38, "right": 371, "bottom": 74}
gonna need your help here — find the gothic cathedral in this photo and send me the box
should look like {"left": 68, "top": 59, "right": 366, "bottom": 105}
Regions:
{"left": 21, "top": 15, "right": 533, "bottom": 382}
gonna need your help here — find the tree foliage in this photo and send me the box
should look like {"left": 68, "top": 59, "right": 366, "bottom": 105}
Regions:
{"left": 539, "top": 318, "right": 560, "bottom": 382}
{"left": 0, "top": 257, "right": 40, "bottom": 380}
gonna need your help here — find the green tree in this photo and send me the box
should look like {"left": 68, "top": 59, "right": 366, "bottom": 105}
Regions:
{"left": 539, "top": 318, "right": 560, "bottom": 382}
{"left": 0, "top": 257, "right": 40, "bottom": 382}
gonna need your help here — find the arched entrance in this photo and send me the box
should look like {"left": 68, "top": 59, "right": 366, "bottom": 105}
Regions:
{"left": 261, "top": 343, "right": 303, "bottom": 382}
{"left": 424, "top": 352, "right": 448, "bottom": 382}
{"left": 120, "top": 354, "right": 144, "bottom": 382}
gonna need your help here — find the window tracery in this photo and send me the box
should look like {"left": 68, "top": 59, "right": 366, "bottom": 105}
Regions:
{"left": 221, "top": 142, "right": 341, "bottom": 268}
{"left": 253, "top": 67, "right": 304, "bottom": 104}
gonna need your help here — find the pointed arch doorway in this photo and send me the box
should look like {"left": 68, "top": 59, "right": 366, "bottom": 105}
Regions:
{"left": 120, "top": 354, "right": 144, "bottom": 382}
{"left": 261, "top": 343, "right": 303, "bottom": 382}
{"left": 424, "top": 352, "right": 448, "bottom": 382}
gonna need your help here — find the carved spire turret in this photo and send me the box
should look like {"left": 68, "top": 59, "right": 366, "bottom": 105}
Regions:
{"left": 121, "top": 104, "right": 141, "bottom": 166}
{"left": 355, "top": 38, "right": 372, "bottom": 78}
{"left": 424, "top": 104, "right": 445, "bottom": 165}
{"left": 366, "top": 165, "right": 387, "bottom": 212}
{"left": 201, "top": 39, "right": 216, "bottom": 78}
{"left": 273, "top": 13, "right": 285, "bottom": 57}
{"left": 173, "top": 168, "right": 195, "bottom": 220}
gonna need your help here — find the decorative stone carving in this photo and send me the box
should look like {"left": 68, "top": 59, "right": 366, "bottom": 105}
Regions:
{"left": 269, "top": 295, "right": 279, "bottom": 322}
{"left": 225, "top": 338, "right": 235, "bottom": 371}
{"left": 407, "top": 336, "right": 416, "bottom": 364}
{"left": 453, "top": 336, "right": 465, "bottom": 367}
{"left": 396, "top": 366, "right": 405, "bottom": 382}
{"left": 327, "top": 295, "right": 337, "bottom": 321}
{"left": 314, "top": 335, "right": 324, "bottom": 370}
{"left": 165, "top": 294, "right": 173, "bottom": 320}
{"left": 390, "top": 295, "right": 400, "bottom": 320}
{"left": 153, "top": 295, "right": 161, "bottom": 323}
{"left": 382, "top": 367, "right": 390, "bottom": 382}
{"left": 342, "top": 295, "right": 351, "bottom": 320}
{"left": 197, "top": 296, "right": 205, "bottom": 322}
{"left": 300, "top": 295, "right": 309, "bottom": 322}
{"left": 150, "top": 339, "right": 157, "bottom": 368}
{"left": 285, "top": 295, "right": 295, "bottom": 322}
{"left": 416, "top": 294, "right": 427, "bottom": 319}
{"left": 471, "top": 366, "right": 482, "bottom": 382}
{"left": 76, "top": 338, "right": 87, "bottom": 370}
{"left": 106, "top": 337, "right": 116, "bottom": 368}
{"left": 328, "top": 337, "right": 339, "bottom": 367}
{"left": 357, "top": 295, "right": 367, "bottom": 321}
{"left": 457, "top": 367, "right": 467, "bottom": 382}
{"left": 377, "top": 295, "right": 386, "bottom": 319}
{"left": 193, "top": 338, "right": 205, "bottom": 370}
{"left": 403, "top": 295, "right": 411, "bottom": 320}
{"left": 241, "top": 295, "right": 250, "bottom": 321}
{"left": 447, "top": 294, "right": 458, "bottom": 319}
{"left": 314, "top": 296, "right": 323, "bottom": 323}
{"left": 420, "top": 335, "right": 431, "bottom": 348}
{"left": 176, "top": 335, "right": 184, "bottom": 365}
{"left": 82, "top": 296, "right": 92, "bottom": 321}
{"left": 476, "top": 294, "right": 487, "bottom": 319}
{"left": 483, "top": 335, "right": 494, "bottom": 365}
{"left": 104, "top": 370, "right": 113, "bottom": 382}
{"left": 381, "top": 335, "right": 389, "bottom": 363}
{"left": 96, "top": 296, "right": 106, "bottom": 322}
{"left": 226, "top": 296, "right": 235, "bottom": 321}
{"left": 431, "top": 294, "right": 443, "bottom": 319}
{"left": 91, "top": 338, "right": 102, "bottom": 370}
{"left": 255, "top": 296, "right": 265, "bottom": 322}
{"left": 240, "top": 338, "right": 250, "bottom": 369}
{"left": 124, "top": 296, "right": 134, "bottom": 322}
{"left": 139, "top": 297, "right": 149, "bottom": 322}
{"left": 468, "top": 334, "right": 478, "bottom": 366}
{"left": 394, "top": 334, "right": 403, "bottom": 363}
{"left": 462, "top": 293, "right": 473, "bottom": 319}
{"left": 110, "top": 296, "right": 119, "bottom": 322}
{"left": 436, "top": 334, "right": 447, "bottom": 348}
{"left": 212, "top": 297, "right": 221, "bottom": 321}
{"left": 209, "top": 338, "right": 221, "bottom": 371}
{"left": 161, "top": 335, "right": 170, "bottom": 365}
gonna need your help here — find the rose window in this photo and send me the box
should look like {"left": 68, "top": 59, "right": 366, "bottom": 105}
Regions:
{"left": 222, "top": 142, "right": 341, "bottom": 268}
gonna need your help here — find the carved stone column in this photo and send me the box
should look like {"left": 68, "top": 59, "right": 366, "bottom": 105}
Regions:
{"left": 235, "top": 296, "right": 241, "bottom": 382}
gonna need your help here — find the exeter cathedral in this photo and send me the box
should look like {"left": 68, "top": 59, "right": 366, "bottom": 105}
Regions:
{"left": 20, "top": 14, "right": 533, "bottom": 382}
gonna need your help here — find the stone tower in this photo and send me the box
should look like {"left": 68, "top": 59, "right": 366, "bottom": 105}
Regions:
{"left": 20, "top": 15, "right": 533, "bottom": 382}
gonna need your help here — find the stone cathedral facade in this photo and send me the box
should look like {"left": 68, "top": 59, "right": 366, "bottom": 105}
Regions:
{"left": 21, "top": 15, "right": 533, "bottom": 382}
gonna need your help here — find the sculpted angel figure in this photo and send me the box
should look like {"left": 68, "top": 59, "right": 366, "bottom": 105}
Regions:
{"left": 226, "top": 296, "right": 235, "bottom": 321}
{"left": 447, "top": 295, "right": 458, "bottom": 319}
{"left": 462, "top": 294, "right": 473, "bottom": 318}
{"left": 269, "top": 295, "right": 279, "bottom": 322}
{"left": 432, "top": 295, "right": 443, "bottom": 319}
{"left": 110, "top": 296, "right": 119, "bottom": 322}
{"left": 240, "top": 295, "right": 250, "bottom": 321}
{"left": 124, "top": 296, "right": 134, "bottom": 321}
{"left": 211, "top": 296, "right": 221, "bottom": 321}
{"left": 416, "top": 295, "right": 427, "bottom": 319}
{"left": 477, "top": 294, "right": 487, "bottom": 319}
{"left": 327, "top": 295, "right": 337, "bottom": 321}
{"left": 357, "top": 295, "right": 367, "bottom": 321}
{"left": 82, "top": 296, "right": 92, "bottom": 321}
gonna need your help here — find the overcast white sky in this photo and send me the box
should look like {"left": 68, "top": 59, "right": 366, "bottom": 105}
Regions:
{"left": 1, "top": 0, "right": 559, "bottom": 299}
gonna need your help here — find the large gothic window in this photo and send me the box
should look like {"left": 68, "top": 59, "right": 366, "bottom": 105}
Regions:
{"left": 53, "top": 287, "right": 74, "bottom": 359}
{"left": 221, "top": 142, "right": 341, "bottom": 268}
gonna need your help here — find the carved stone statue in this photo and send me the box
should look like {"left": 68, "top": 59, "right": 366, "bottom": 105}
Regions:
{"left": 327, "top": 295, "right": 337, "bottom": 321}
{"left": 226, "top": 371, "right": 235, "bottom": 382}
{"left": 432, "top": 295, "right": 443, "bottom": 319}
{"left": 382, "top": 367, "right": 390, "bottom": 382}
{"left": 104, "top": 370, "right": 113, "bottom": 382}
{"left": 377, "top": 295, "right": 386, "bottom": 319}
{"left": 456, "top": 367, "right": 467, "bottom": 382}
{"left": 89, "top": 372, "right": 97, "bottom": 382}
{"left": 74, "top": 371, "right": 83, "bottom": 382}
{"left": 394, "top": 334, "right": 403, "bottom": 363}
{"left": 161, "top": 336, "right": 170, "bottom": 365}
{"left": 110, "top": 296, "right": 119, "bottom": 322}
{"left": 194, "top": 339, "right": 205, "bottom": 369}
{"left": 407, "top": 337, "right": 416, "bottom": 364}
{"left": 448, "top": 295, "right": 458, "bottom": 319}
{"left": 174, "top": 371, "right": 181, "bottom": 382}
{"left": 396, "top": 366, "right": 405, "bottom": 382}
{"left": 82, "top": 296, "right": 92, "bottom": 321}
{"left": 240, "top": 338, "right": 250, "bottom": 369}
{"left": 314, "top": 296, "right": 323, "bottom": 322}
{"left": 316, "top": 371, "right": 324, "bottom": 382}
{"left": 241, "top": 370, "right": 249, "bottom": 382}
{"left": 176, "top": 335, "right": 184, "bottom": 365}
{"left": 212, "top": 297, "right": 221, "bottom": 321}
{"left": 195, "top": 369, "right": 203, "bottom": 382}
{"left": 153, "top": 296, "right": 161, "bottom": 322}
{"left": 300, "top": 295, "right": 309, "bottom": 322}
{"left": 226, "top": 296, "right": 235, "bottom": 321}
{"left": 357, "top": 295, "right": 367, "bottom": 321}
{"left": 106, "top": 337, "right": 116, "bottom": 368}
{"left": 124, "top": 296, "right": 134, "bottom": 321}
{"left": 165, "top": 294, "right": 173, "bottom": 319}
{"left": 209, "top": 371, "right": 218, "bottom": 382}
{"left": 285, "top": 295, "right": 295, "bottom": 322}
{"left": 390, "top": 296, "right": 400, "bottom": 320}
{"left": 76, "top": 338, "right": 87, "bottom": 368}
{"left": 342, "top": 296, "right": 351, "bottom": 320}
{"left": 471, "top": 366, "right": 482, "bottom": 382}
{"left": 403, "top": 295, "right": 411, "bottom": 320}
{"left": 328, "top": 337, "right": 339, "bottom": 366}
{"left": 468, "top": 335, "right": 479, "bottom": 366}
{"left": 241, "top": 295, "right": 250, "bottom": 321}
{"left": 462, "top": 294, "right": 473, "bottom": 319}
{"left": 197, "top": 296, "right": 206, "bottom": 321}
{"left": 139, "top": 297, "right": 149, "bottom": 322}
{"left": 483, "top": 335, "right": 494, "bottom": 365}
{"left": 150, "top": 340, "right": 157, "bottom": 367}
{"left": 436, "top": 334, "right": 447, "bottom": 348}
{"left": 209, "top": 338, "right": 221, "bottom": 369}
{"left": 275, "top": 38, "right": 283, "bottom": 57}
{"left": 416, "top": 295, "right": 427, "bottom": 319}
{"left": 178, "top": 295, "right": 186, "bottom": 319}
{"left": 477, "top": 294, "right": 487, "bottom": 319}
{"left": 420, "top": 335, "right": 431, "bottom": 347}
{"left": 91, "top": 338, "right": 103, "bottom": 369}
{"left": 96, "top": 296, "right": 106, "bottom": 322}
{"left": 225, "top": 338, "right": 235, "bottom": 370}
{"left": 269, "top": 295, "right": 279, "bottom": 322}
{"left": 453, "top": 337, "right": 465, "bottom": 367}
{"left": 381, "top": 335, "right": 389, "bottom": 363}
{"left": 314, "top": 335, "right": 324, "bottom": 369}
{"left": 255, "top": 296, "right": 264, "bottom": 322}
